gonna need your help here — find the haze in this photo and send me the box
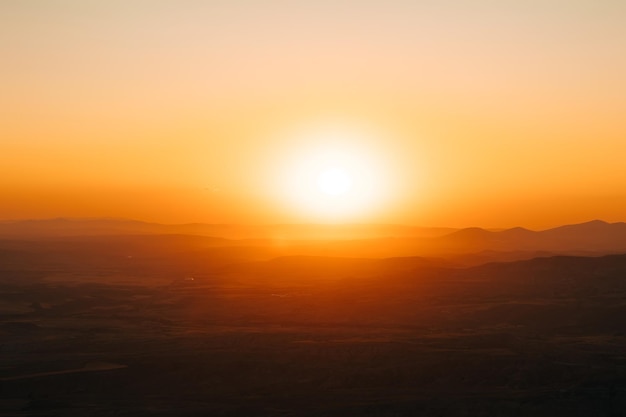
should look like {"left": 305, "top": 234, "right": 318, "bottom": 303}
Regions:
{"left": 2, "top": 1, "right": 626, "bottom": 228}
{"left": 3, "top": 4, "right": 626, "bottom": 413}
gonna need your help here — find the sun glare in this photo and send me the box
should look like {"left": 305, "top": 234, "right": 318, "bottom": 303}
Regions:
{"left": 316, "top": 167, "right": 353, "bottom": 196}
{"left": 272, "top": 122, "right": 396, "bottom": 222}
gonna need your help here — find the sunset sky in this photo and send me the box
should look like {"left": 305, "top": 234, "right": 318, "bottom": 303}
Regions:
{"left": 2, "top": 1, "right": 625, "bottom": 228}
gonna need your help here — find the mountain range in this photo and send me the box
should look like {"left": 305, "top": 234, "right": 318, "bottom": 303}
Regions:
{"left": 1, "top": 218, "right": 625, "bottom": 261}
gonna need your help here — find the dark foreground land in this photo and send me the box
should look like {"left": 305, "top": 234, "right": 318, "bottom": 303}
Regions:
{"left": 2, "top": 235, "right": 626, "bottom": 416}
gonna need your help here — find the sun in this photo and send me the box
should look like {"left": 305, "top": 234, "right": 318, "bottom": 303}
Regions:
{"left": 271, "top": 122, "right": 395, "bottom": 222}
{"left": 316, "top": 167, "right": 353, "bottom": 196}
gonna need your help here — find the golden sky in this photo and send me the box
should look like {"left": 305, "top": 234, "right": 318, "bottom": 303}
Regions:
{"left": 1, "top": 1, "right": 625, "bottom": 228}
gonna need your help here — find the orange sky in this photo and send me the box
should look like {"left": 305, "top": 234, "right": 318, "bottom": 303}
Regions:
{"left": 1, "top": 1, "right": 625, "bottom": 229}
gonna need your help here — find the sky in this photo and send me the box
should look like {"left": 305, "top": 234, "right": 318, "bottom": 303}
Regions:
{"left": 1, "top": 0, "right": 625, "bottom": 228}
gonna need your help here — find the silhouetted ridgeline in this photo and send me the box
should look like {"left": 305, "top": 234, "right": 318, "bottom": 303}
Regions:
{"left": 0, "top": 218, "right": 455, "bottom": 240}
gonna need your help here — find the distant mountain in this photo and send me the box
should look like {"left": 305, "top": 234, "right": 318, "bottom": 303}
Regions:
{"left": 0, "top": 218, "right": 456, "bottom": 240}
{"left": 2, "top": 218, "right": 626, "bottom": 259}
{"left": 433, "top": 220, "right": 626, "bottom": 253}
{"left": 0, "top": 218, "right": 161, "bottom": 237}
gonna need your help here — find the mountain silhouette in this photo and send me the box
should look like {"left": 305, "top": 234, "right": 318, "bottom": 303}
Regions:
{"left": 2, "top": 218, "right": 626, "bottom": 259}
